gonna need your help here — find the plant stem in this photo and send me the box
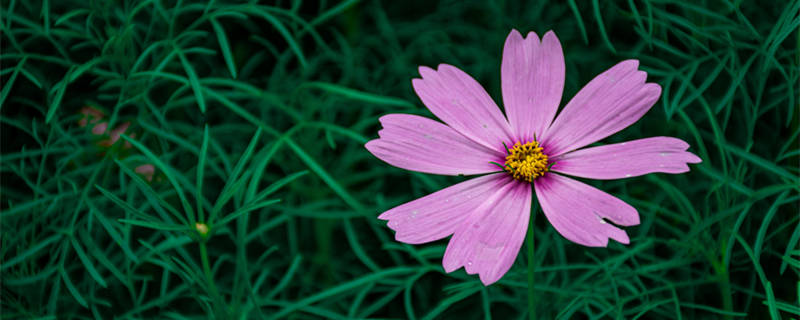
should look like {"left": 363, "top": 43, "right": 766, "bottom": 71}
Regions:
{"left": 527, "top": 211, "right": 536, "bottom": 320}
{"left": 199, "top": 240, "right": 224, "bottom": 316}
{"left": 719, "top": 268, "right": 734, "bottom": 320}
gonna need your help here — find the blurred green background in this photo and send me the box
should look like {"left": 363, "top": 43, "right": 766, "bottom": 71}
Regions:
{"left": 1, "top": 0, "right": 798, "bottom": 318}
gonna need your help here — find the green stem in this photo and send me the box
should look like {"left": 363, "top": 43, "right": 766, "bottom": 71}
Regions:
{"left": 711, "top": 245, "right": 733, "bottom": 319}
{"left": 717, "top": 264, "right": 733, "bottom": 320}
{"left": 199, "top": 240, "right": 224, "bottom": 316}
{"left": 526, "top": 211, "right": 536, "bottom": 320}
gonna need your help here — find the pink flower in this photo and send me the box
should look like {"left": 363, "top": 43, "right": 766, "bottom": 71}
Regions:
{"left": 97, "top": 121, "right": 132, "bottom": 148}
{"left": 365, "top": 30, "right": 701, "bottom": 285}
{"left": 78, "top": 106, "right": 104, "bottom": 127}
{"left": 135, "top": 164, "right": 155, "bottom": 182}
{"left": 91, "top": 122, "right": 109, "bottom": 135}
{"left": 76, "top": 106, "right": 153, "bottom": 179}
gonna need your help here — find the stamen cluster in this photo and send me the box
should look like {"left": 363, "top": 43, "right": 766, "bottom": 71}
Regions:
{"left": 504, "top": 141, "right": 549, "bottom": 182}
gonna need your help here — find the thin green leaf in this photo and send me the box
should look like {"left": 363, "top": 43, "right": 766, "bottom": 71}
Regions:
{"left": 753, "top": 191, "right": 790, "bottom": 263}
{"left": 1, "top": 234, "right": 60, "bottom": 271}
{"left": 591, "top": 0, "right": 616, "bottom": 54}
{"left": 266, "top": 267, "right": 416, "bottom": 320}
{"left": 421, "top": 285, "right": 482, "bottom": 320}
{"left": 251, "top": 171, "right": 308, "bottom": 203}
{"left": 210, "top": 17, "right": 237, "bottom": 78}
{"left": 175, "top": 46, "right": 207, "bottom": 113}
{"left": 213, "top": 199, "right": 280, "bottom": 228}
{"left": 265, "top": 255, "right": 302, "bottom": 299}
{"left": 567, "top": 0, "right": 589, "bottom": 44}
{"left": 250, "top": 7, "right": 307, "bottom": 68}
{"left": 60, "top": 267, "right": 88, "bottom": 308}
{"left": 302, "top": 82, "right": 415, "bottom": 109}
{"left": 0, "top": 56, "right": 27, "bottom": 110}
{"left": 115, "top": 160, "right": 187, "bottom": 226}
{"left": 734, "top": 234, "right": 780, "bottom": 319}
{"left": 209, "top": 127, "right": 262, "bottom": 224}
{"left": 89, "top": 207, "right": 139, "bottom": 263}
{"left": 45, "top": 65, "right": 74, "bottom": 124}
{"left": 69, "top": 237, "right": 108, "bottom": 288}
{"left": 197, "top": 124, "right": 209, "bottom": 222}
{"left": 119, "top": 219, "right": 189, "bottom": 231}
{"left": 120, "top": 134, "right": 196, "bottom": 224}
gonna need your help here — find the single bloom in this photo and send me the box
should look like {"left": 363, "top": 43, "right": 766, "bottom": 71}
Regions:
{"left": 77, "top": 106, "right": 154, "bottom": 182}
{"left": 365, "top": 30, "right": 701, "bottom": 285}
{"left": 77, "top": 106, "right": 135, "bottom": 148}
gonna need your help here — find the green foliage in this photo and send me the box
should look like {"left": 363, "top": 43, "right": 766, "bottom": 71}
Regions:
{"left": 1, "top": 0, "right": 798, "bottom": 318}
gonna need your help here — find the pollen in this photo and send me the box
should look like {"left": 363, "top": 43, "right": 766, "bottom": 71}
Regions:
{"left": 504, "top": 141, "right": 549, "bottom": 182}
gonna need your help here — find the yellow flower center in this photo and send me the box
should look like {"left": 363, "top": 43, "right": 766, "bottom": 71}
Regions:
{"left": 504, "top": 141, "right": 549, "bottom": 182}
{"left": 195, "top": 222, "right": 210, "bottom": 237}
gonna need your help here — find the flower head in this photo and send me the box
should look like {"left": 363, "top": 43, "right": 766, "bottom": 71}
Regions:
{"left": 195, "top": 222, "right": 210, "bottom": 238}
{"left": 365, "top": 30, "right": 701, "bottom": 285}
{"left": 77, "top": 106, "right": 135, "bottom": 149}
{"left": 78, "top": 106, "right": 104, "bottom": 128}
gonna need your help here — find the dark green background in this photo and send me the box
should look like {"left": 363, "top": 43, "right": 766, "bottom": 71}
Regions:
{"left": 1, "top": 0, "right": 798, "bottom": 318}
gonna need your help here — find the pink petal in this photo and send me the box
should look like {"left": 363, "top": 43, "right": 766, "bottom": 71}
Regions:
{"left": 542, "top": 60, "right": 661, "bottom": 157}
{"left": 109, "top": 122, "right": 130, "bottom": 143}
{"left": 92, "top": 122, "right": 108, "bottom": 135}
{"left": 79, "top": 106, "right": 105, "bottom": 126}
{"left": 534, "top": 173, "right": 638, "bottom": 247}
{"left": 379, "top": 173, "right": 511, "bottom": 245}
{"left": 442, "top": 179, "right": 531, "bottom": 285}
{"left": 413, "top": 64, "right": 515, "bottom": 153}
{"left": 98, "top": 122, "right": 130, "bottom": 147}
{"left": 123, "top": 133, "right": 136, "bottom": 149}
{"left": 135, "top": 164, "right": 155, "bottom": 182}
{"left": 551, "top": 137, "right": 702, "bottom": 180}
{"left": 501, "top": 30, "right": 565, "bottom": 142}
{"left": 365, "top": 114, "right": 504, "bottom": 176}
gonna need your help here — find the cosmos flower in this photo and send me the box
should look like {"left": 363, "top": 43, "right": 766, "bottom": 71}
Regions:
{"left": 365, "top": 30, "right": 701, "bottom": 285}
{"left": 77, "top": 106, "right": 134, "bottom": 148}
{"left": 77, "top": 106, "right": 154, "bottom": 181}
